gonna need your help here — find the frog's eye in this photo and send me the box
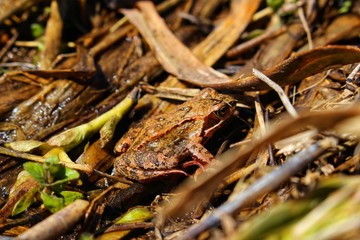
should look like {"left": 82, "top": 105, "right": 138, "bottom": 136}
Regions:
{"left": 215, "top": 105, "right": 229, "bottom": 118}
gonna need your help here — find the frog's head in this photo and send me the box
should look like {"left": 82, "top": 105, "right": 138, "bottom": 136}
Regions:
{"left": 197, "top": 88, "right": 237, "bottom": 138}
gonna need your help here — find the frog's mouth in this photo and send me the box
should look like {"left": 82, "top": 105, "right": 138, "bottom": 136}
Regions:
{"left": 203, "top": 118, "right": 227, "bottom": 137}
{"left": 180, "top": 159, "right": 206, "bottom": 171}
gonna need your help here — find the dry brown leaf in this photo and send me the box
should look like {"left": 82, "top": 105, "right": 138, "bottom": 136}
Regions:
{"left": 41, "top": 0, "right": 63, "bottom": 69}
{"left": 192, "top": 0, "right": 262, "bottom": 65}
{"left": 123, "top": 0, "right": 260, "bottom": 87}
{"left": 122, "top": 2, "right": 231, "bottom": 86}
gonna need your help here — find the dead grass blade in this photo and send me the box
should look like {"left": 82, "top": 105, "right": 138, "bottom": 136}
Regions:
{"left": 192, "top": 0, "right": 262, "bottom": 65}
{"left": 252, "top": 68, "right": 298, "bottom": 118}
{"left": 40, "top": 0, "right": 62, "bottom": 69}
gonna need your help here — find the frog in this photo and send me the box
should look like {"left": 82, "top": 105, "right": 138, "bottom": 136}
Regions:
{"left": 113, "top": 88, "right": 237, "bottom": 182}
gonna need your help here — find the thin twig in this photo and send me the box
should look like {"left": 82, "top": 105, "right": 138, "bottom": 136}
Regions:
{"left": 265, "top": 109, "right": 275, "bottom": 165}
{"left": 0, "top": 29, "right": 18, "bottom": 61}
{"left": 0, "top": 62, "right": 37, "bottom": 69}
{"left": 140, "top": 83, "right": 201, "bottom": 99}
{"left": 104, "top": 222, "right": 154, "bottom": 233}
{"left": 346, "top": 63, "right": 360, "bottom": 82}
{"left": 252, "top": 7, "right": 273, "bottom": 21}
{"left": 17, "top": 200, "right": 89, "bottom": 240}
{"left": 93, "top": 169, "right": 133, "bottom": 184}
{"left": 178, "top": 137, "right": 337, "bottom": 239}
{"left": 288, "top": 70, "right": 330, "bottom": 99}
{"left": 298, "top": 7, "right": 313, "bottom": 49}
{"left": 14, "top": 40, "right": 42, "bottom": 48}
{"left": 109, "top": 0, "right": 182, "bottom": 32}
{"left": 84, "top": 185, "right": 115, "bottom": 228}
{"left": 0, "top": 146, "right": 92, "bottom": 173}
{"left": 227, "top": 26, "right": 286, "bottom": 57}
{"left": 253, "top": 68, "right": 298, "bottom": 118}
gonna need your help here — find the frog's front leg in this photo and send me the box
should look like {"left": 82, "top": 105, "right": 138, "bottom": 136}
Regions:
{"left": 182, "top": 142, "right": 220, "bottom": 171}
{"left": 114, "top": 122, "right": 145, "bottom": 154}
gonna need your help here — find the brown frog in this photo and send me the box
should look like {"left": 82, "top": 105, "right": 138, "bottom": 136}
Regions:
{"left": 114, "top": 88, "right": 236, "bottom": 182}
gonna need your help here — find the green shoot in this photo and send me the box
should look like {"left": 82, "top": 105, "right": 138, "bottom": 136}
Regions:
{"left": 15, "top": 156, "right": 83, "bottom": 214}
{"left": 47, "top": 87, "right": 139, "bottom": 151}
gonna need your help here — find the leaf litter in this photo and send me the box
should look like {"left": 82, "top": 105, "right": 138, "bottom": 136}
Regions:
{"left": 0, "top": 0, "right": 360, "bottom": 239}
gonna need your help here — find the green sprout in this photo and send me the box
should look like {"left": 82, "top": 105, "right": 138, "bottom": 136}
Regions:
{"left": 97, "top": 206, "right": 153, "bottom": 239}
{"left": 12, "top": 156, "right": 83, "bottom": 214}
{"left": 47, "top": 87, "right": 139, "bottom": 151}
{"left": 30, "top": 23, "right": 44, "bottom": 39}
{"left": 338, "top": 0, "right": 352, "bottom": 14}
{"left": 3, "top": 87, "right": 140, "bottom": 172}
{"left": 6, "top": 88, "right": 139, "bottom": 215}
{"left": 266, "top": 0, "right": 285, "bottom": 11}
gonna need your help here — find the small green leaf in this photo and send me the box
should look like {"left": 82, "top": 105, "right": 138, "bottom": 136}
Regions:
{"left": 23, "top": 162, "right": 46, "bottom": 186}
{"left": 46, "top": 125, "right": 89, "bottom": 151}
{"left": 100, "top": 115, "right": 120, "bottom": 147}
{"left": 12, "top": 187, "right": 39, "bottom": 216}
{"left": 30, "top": 23, "right": 44, "bottom": 38}
{"left": 79, "top": 232, "right": 94, "bottom": 240}
{"left": 116, "top": 206, "right": 153, "bottom": 224}
{"left": 40, "top": 192, "right": 64, "bottom": 213}
{"left": 338, "top": 0, "right": 352, "bottom": 14}
{"left": 37, "top": 42, "right": 45, "bottom": 51}
{"left": 46, "top": 88, "right": 137, "bottom": 151}
{"left": 45, "top": 155, "right": 59, "bottom": 166}
{"left": 47, "top": 167, "right": 80, "bottom": 188}
{"left": 60, "top": 191, "right": 84, "bottom": 206}
{"left": 44, "top": 155, "right": 65, "bottom": 181}
{"left": 242, "top": 29, "right": 265, "bottom": 40}
{"left": 64, "top": 167, "right": 80, "bottom": 180}
{"left": 266, "top": 0, "right": 284, "bottom": 10}
{"left": 41, "top": 155, "right": 80, "bottom": 191}
{"left": 100, "top": 206, "right": 153, "bottom": 239}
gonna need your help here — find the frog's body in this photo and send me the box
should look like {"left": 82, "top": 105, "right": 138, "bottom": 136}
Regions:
{"left": 114, "top": 88, "right": 236, "bottom": 182}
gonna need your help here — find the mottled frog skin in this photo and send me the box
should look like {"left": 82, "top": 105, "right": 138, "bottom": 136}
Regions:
{"left": 114, "top": 88, "right": 236, "bottom": 182}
